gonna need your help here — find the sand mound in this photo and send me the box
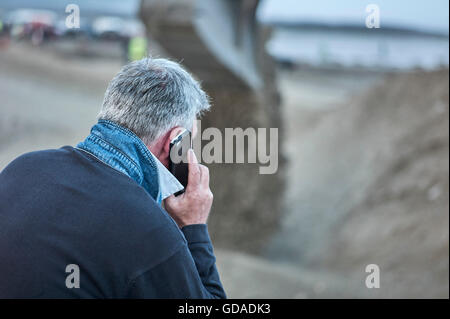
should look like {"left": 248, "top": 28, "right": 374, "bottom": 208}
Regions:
{"left": 323, "top": 70, "right": 449, "bottom": 297}
{"left": 269, "top": 69, "right": 449, "bottom": 298}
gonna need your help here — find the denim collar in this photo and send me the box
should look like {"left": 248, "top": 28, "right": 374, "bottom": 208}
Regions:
{"left": 76, "top": 119, "right": 183, "bottom": 204}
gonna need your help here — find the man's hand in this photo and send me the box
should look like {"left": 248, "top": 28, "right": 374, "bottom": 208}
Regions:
{"left": 164, "top": 149, "right": 213, "bottom": 228}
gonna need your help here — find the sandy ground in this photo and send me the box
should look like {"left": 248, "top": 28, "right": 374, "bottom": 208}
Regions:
{"left": 1, "top": 42, "right": 448, "bottom": 298}
{"left": 0, "top": 43, "right": 120, "bottom": 169}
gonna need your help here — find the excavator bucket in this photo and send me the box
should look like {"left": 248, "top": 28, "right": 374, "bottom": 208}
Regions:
{"left": 140, "top": 0, "right": 285, "bottom": 253}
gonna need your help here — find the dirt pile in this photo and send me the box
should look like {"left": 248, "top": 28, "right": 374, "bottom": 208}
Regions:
{"left": 269, "top": 69, "right": 448, "bottom": 298}
{"left": 322, "top": 70, "right": 449, "bottom": 297}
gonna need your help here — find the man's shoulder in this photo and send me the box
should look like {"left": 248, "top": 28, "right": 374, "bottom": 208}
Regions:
{"left": 2, "top": 146, "right": 186, "bottom": 277}
{"left": 2, "top": 147, "right": 70, "bottom": 169}
{"left": 2, "top": 145, "right": 133, "bottom": 188}
{"left": 1, "top": 146, "right": 186, "bottom": 246}
{"left": 1, "top": 146, "right": 99, "bottom": 178}
{"left": 0, "top": 147, "right": 74, "bottom": 186}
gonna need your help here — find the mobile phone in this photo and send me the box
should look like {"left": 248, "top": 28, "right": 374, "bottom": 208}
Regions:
{"left": 169, "top": 129, "right": 191, "bottom": 196}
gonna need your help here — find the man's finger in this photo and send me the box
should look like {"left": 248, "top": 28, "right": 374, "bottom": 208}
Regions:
{"left": 187, "top": 149, "right": 201, "bottom": 190}
{"left": 199, "top": 164, "right": 210, "bottom": 188}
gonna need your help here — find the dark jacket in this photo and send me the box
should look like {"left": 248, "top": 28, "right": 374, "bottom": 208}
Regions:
{"left": 0, "top": 121, "right": 226, "bottom": 298}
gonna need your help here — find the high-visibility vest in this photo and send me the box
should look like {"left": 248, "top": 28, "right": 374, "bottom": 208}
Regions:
{"left": 128, "top": 37, "right": 148, "bottom": 61}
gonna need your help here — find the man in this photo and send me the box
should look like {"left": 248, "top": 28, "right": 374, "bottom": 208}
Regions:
{"left": 0, "top": 58, "right": 226, "bottom": 298}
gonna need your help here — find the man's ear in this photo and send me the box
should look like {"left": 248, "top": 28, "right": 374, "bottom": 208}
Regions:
{"left": 163, "top": 127, "right": 184, "bottom": 155}
{"left": 148, "top": 126, "right": 184, "bottom": 168}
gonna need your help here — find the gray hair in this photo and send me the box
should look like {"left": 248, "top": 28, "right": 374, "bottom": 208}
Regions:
{"left": 98, "top": 57, "right": 210, "bottom": 144}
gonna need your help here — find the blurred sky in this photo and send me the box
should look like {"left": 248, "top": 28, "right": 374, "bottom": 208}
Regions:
{"left": 0, "top": 0, "right": 448, "bottom": 35}
{"left": 259, "top": 0, "right": 449, "bottom": 35}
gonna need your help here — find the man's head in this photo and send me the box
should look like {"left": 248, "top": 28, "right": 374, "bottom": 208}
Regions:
{"left": 98, "top": 57, "right": 209, "bottom": 166}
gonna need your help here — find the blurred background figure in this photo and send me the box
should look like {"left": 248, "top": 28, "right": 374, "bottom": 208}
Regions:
{"left": 126, "top": 35, "right": 147, "bottom": 62}
{"left": 0, "top": 0, "right": 448, "bottom": 298}
{"left": 4, "top": 9, "right": 57, "bottom": 45}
